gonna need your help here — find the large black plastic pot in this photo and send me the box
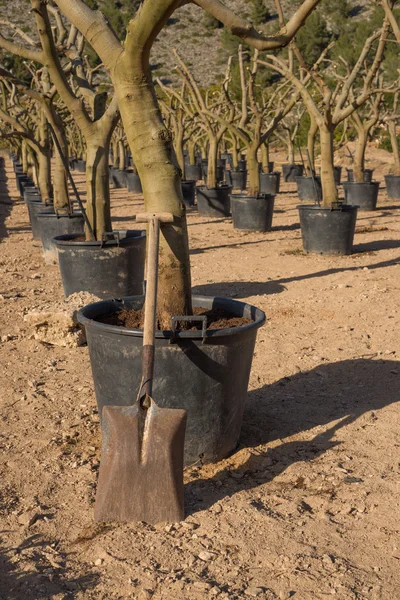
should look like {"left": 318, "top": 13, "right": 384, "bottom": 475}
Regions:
{"left": 298, "top": 204, "right": 358, "bottom": 255}
{"left": 385, "top": 175, "right": 400, "bottom": 200}
{"left": 185, "top": 164, "right": 202, "bottom": 181}
{"left": 181, "top": 180, "right": 196, "bottom": 207}
{"left": 258, "top": 161, "right": 274, "bottom": 173}
{"left": 76, "top": 160, "right": 86, "bottom": 173}
{"left": 126, "top": 171, "right": 142, "bottom": 193}
{"left": 23, "top": 188, "right": 40, "bottom": 202}
{"left": 77, "top": 294, "right": 265, "bottom": 466}
{"left": 282, "top": 163, "right": 304, "bottom": 182}
{"left": 36, "top": 210, "right": 85, "bottom": 264}
{"left": 346, "top": 168, "right": 373, "bottom": 183}
{"left": 231, "top": 193, "right": 275, "bottom": 232}
{"left": 259, "top": 172, "right": 281, "bottom": 195}
{"left": 203, "top": 163, "right": 225, "bottom": 184}
{"left": 229, "top": 169, "right": 247, "bottom": 191}
{"left": 221, "top": 152, "right": 233, "bottom": 168}
{"left": 110, "top": 168, "right": 127, "bottom": 189}
{"left": 334, "top": 166, "right": 342, "bottom": 186}
{"left": 343, "top": 181, "right": 379, "bottom": 211}
{"left": 16, "top": 175, "right": 33, "bottom": 197}
{"left": 196, "top": 185, "right": 233, "bottom": 217}
{"left": 27, "top": 200, "right": 54, "bottom": 240}
{"left": 296, "top": 176, "right": 322, "bottom": 202}
{"left": 53, "top": 230, "right": 146, "bottom": 298}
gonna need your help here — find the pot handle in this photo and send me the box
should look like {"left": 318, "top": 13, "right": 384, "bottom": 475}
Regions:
{"left": 100, "top": 231, "right": 120, "bottom": 247}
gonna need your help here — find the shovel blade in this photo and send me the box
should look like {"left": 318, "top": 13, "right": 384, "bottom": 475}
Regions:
{"left": 95, "top": 399, "right": 187, "bottom": 524}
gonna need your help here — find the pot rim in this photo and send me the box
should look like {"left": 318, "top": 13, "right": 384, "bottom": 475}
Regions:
{"left": 77, "top": 294, "right": 266, "bottom": 340}
{"left": 53, "top": 230, "right": 146, "bottom": 247}
{"left": 230, "top": 192, "right": 275, "bottom": 200}
{"left": 260, "top": 171, "right": 280, "bottom": 177}
{"left": 196, "top": 184, "right": 233, "bottom": 192}
{"left": 342, "top": 181, "right": 379, "bottom": 188}
{"left": 297, "top": 203, "right": 359, "bottom": 212}
{"left": 37, "top": 211, "right": 83, "bottom": 220}
{"left": 384, "top": 174, "right": 400, "bottom": 179}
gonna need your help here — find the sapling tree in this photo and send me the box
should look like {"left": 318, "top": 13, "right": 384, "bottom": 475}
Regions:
{"left": 349, "top": 92, "right": 384, "bottom": 181}
{"left": 383, "top": 92, "right": 400, "bottom": 175}
{"left": 257, "top": 16, "right": 393, "bottom": 206}
{"left": 50, "top": 0, "right": 321, "bottom": 325}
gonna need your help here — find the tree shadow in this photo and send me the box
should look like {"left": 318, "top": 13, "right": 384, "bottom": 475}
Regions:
{"left": 354, "top": 239, "right": 400, "bottom": 253}
{"left": 272, "top": 222, "right": 300, "bottom": 232}
{"left": 192, "top": 280, "right": 285, "bottom": 297}
{"left": 0, "top": 534, "right": 100, "bottom": 599}
{"left": 186, "top": 358, "right": 400, "bottom": 514}
{"left": 190, "top": 238, "right": 270, "bottom": 256}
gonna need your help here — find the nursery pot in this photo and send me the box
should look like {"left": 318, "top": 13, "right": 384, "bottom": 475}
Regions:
{"left": 53, "top": 230, "right": 146, "bottom": 298}
{"left": 36, "top": 210, "right": 85, "bottom": 264}
{"left": 231, "top": 193, "right": 275, "bottom": 232}
{"left": 385, "top": 175, "right": 400, "bottom": 200}
{"left": 185, "top": 164, "right": 202, "bottom": 181}
{"left": 258, "top": 162, "right": 274, "bottom": 173}
{"left": 229, "top": 169, "right": 247, "bottom": 191}
{"left": 259, "top": 172, "right": 281, "bottom": 195}
{"left": 282, "top": 163, "right": 304, "bottom": 182}
{"left": 196, "top": 185, "right": 233, "bottom": 218}
{"left": 77, "top": 294, "right": 265, "bottom": 466}
{"left": 125, "top": 170, "right": 142, "bottom": 193}
{"left": 16, "top": 175, "right": 33, "bottom": 197}
{"left": 298, "top": 204, "right": 358, "bottom": 255}
{"left": 203, "top": 164, "right": 225, "bottom": 184}
{"left": 342, "top": 181, "right": 379, "bottom": 211}
{"left": 27, "top": 200, "right": 54, "bottom": 240}
{"left": 334, "top": 166, "right": 342, "bottom": 186}
{"left": 181, "top": 180, "right": 196, "bottom": 207}
{"left": 76, "top": 159, "right": 86, "bottom": 173}
{"left": 296, "top": 176, "right": 322, "bottom": 202}
{"left": 221, "top": 152, "right": 233, "bottom": 168}
{"left": 110, "top": 168, "right": 127, "bottom": 189}
{"left": 24, "top": 188, "right": 41, "bottom": 202}
{"left": 346, "top": 168, "right": 373, "bottom": 183}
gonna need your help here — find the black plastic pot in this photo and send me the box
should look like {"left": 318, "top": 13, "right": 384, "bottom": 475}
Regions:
{"left": 110, "top": 168, "right": 127, "bottom": 189}
{"left": 237, "top": 159, "right": 247, "bottom": 171}
{"left": 346, "top": 168, "right": 373, "bottom": 183}
{"left": 185, "top": 164, "right": 202, "bottom": 181}
{"left": 23, "top": 188, "right": 41, "bottom": 202}
{"left": 230, "top": 169, "right": 247, "bottom": 191}
{"left": 343, "top": 181, "right": 379, "bottom": 211}
{"left": 259, "top": 172, "right": 281, "bottom": 195}
{"left": 298, "top": 204, "right": 358, "bottom": 255}
{"left": 27, "top": 200, "right": 54, "bottom": 240}
{"left": 282, "top": 163, "right": 304, "bottom": 182}
{"left": 385, "top": 175, "right": 400, "bottom": 200}
{"left": 76, "top": 160, "right": 86, "bottom": 173}
{"left": 296, "top": 176, "right": 322, "bottom": 202}
{"left": 77, "top": 294, "right": 265, "bottom": 466}
{"left": 125, "top": 171, "right": 142, "bottom": 193}
{"left": 36, "top": 210, "right": 85, "bottom": 264}
{"left": 334, "top": 166, "right": 342, "bottom": 186}
{"left": 16, "top": 175, "right": 33, "bottom": 197}
{"left": 231, "top": 193, "right": 275, "bottom": 232}
{"left": 217, "top": 158, "right": 226, "bottom": 170}
{"left": 203, "top": 163, "right": 225, "bottom": 184}
{"left": 196, "top": 185, "right": 232, "bottom": 218}
{"left": 181, "top": 180, "right": 196, "bottom": 207}
{"left": 258, "top": 162, "right": 274, "bottom": 173}
{"left": 221, "top": 152, "right": 233, "bottom": 168}
{"left": 53, "top": 230, "right": 146, "bottom": 298}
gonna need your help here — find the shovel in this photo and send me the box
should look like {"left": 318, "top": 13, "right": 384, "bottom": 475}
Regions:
{"left": 94, "top": 212, "right": 187, "bottom": 523}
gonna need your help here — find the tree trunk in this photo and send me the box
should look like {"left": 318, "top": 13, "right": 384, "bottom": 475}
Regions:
{"left": 287, "top": 135, "right": 295, "bottom": 164}
{"left": 307, "top": 116, "right": 318, "bottom": 175}
{"left": 113, "top": 65, "right": 192, "bottom": 326}
{"left": 112, "top": 139, "right": 119, "bottom": 168}
{"left": 231, "top": 141, "right": 239, "bottom": 169}
{"left": 85, "top": 134, "right": 113, "bottom": 240}
{"left": 118, "top": 140, "right": 126, "bottom": 171}
{"left": 207, "top": 137, "right": 218, "bottom": 189}
{"left": 320, "top": 126, "right": 337, "bottom": 207}
{"left": 22, "top": 140, "right": 28, "bottom": 174}
{"left": 36, "top": 148, "right": 52, "bottom": 201}
{"left": 53, "top": 149, "right": 70, "bottom": 210}
{"left": 247, "top": 144, "right": 259, "bottom": 195}
{"left": 175, "top": 129, "right": 185, "bottom": 180}
{"left": 388, "top": 121, "right": 400, "bottom": 176}
{"left": 353, "top": 127, "right": 368, "bottom": 182}
{"left": 261, "top": 142, "right": 270, "bottom": 173}
{"left": 187, "top": 140, "right": 196, "bottom": 166}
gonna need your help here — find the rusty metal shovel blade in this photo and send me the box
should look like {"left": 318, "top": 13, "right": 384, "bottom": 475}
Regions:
{"left": 94, "top": 396, "right": 187, "bottom": 524}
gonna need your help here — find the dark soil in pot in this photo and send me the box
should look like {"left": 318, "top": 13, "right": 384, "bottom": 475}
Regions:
{"left": 231, "top": 193, "right": 275, "bottom": 232}
{"left": 385, "top": 175, "right": 400, "bottom": 200}
{"left": 259, "top": 172, "right": 281, "bottom": 195}
{"left": 298, "top": 204, "right": 358, "bottom": 255}
{"left": 125, "top": 170, "right": 142, "bottom": 193}
{"left": 181, "top": 180, "right": 196, "bottom": 207}
{"left": 343, "top": 181, "right": 379, "bottom": 211}
{"left": 196, "top": 185, "right": 233, "bottom": 218}
{"left": 36, "top": 210, "right": 85, "bottom": 264}
{"left": 346, "top": 168, "right": 373, "bottom": 183}
{"left": 77, "top": 294, "right": 265, "bottom": 466}
{"left": 53, "top": 230, "right": 146, "bottom": 299}
{"left": 296, "top": 176, "right": 322, "bottom": 202}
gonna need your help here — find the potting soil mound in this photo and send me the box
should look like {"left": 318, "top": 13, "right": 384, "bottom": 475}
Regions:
{"left": 96, "top": 306, "right": 251, "bottom": 330}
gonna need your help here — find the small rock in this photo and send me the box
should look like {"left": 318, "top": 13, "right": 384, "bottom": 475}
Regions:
{"left": 198, "top": 551, "right": 216, "bottom": 562}
{"left": 245, "top": 586, "right": 264, "bottom": 597}
{"left": 94, "top": 558, "right": 103, "bottom": 566}
{"left": 213, "top": 504, "right": 222, "bottom": 514}
{"left": 18, "top": 512, "right": 39, "bottom": 527}
{"left": 31, "top": 274, "right": 41, "bottom": 279}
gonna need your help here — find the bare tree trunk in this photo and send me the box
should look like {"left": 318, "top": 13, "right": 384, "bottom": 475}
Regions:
{"left": 353, "top": 127, "right": 368, "bottom": 182}
{"left": 36, "top": 149, "right": 52, "bottom": 201}
{"left": 388, "top": 121, "right": 400, "bottom": 176}
{"left": 261, "top": 142, "right": 270, "bottom": 173}
{"left": 113, "top": 70, "right": 192, "bottom": 325}
{"left": 85, "top": 135, "right": 113, "bottom": 239}
{"left": 22, "top": 140, "right": 28, "bottom": 173}
{"left": 287, "top": 134, "right": 295, "bottom": 164}
{"left": 247, "top": 144, "right": 259, "bottom": 195}
{"left": 307, "top": 114, "right": 318, "bottom": 175}
{"left": 207, "top": 137, "right": 218, "bottom": 189}
{"left": 118, "top": 140, "right": 126, "bottom": 170}
{"left": 187, "top": 140, "right": 196, "bottom": 166}
{"left": 175, "top": 129, "right": 185, "bottom": 179}
{"left": 112, "top": 139, "right": 119, "bottom": 168}
{"left": 320, "top": 126, "right": 337, "bottom": 207}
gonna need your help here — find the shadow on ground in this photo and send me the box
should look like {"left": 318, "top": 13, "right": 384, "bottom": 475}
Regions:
{"left": 186, "top": 358, "right": 400, "bottom": 514}
{"left": 0, "top": 534, "right": 99, "bottom": 599}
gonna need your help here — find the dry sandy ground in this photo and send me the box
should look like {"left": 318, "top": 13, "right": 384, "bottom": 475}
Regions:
{"left": 1, "top": 148, "right": 400, "bottom": 600}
